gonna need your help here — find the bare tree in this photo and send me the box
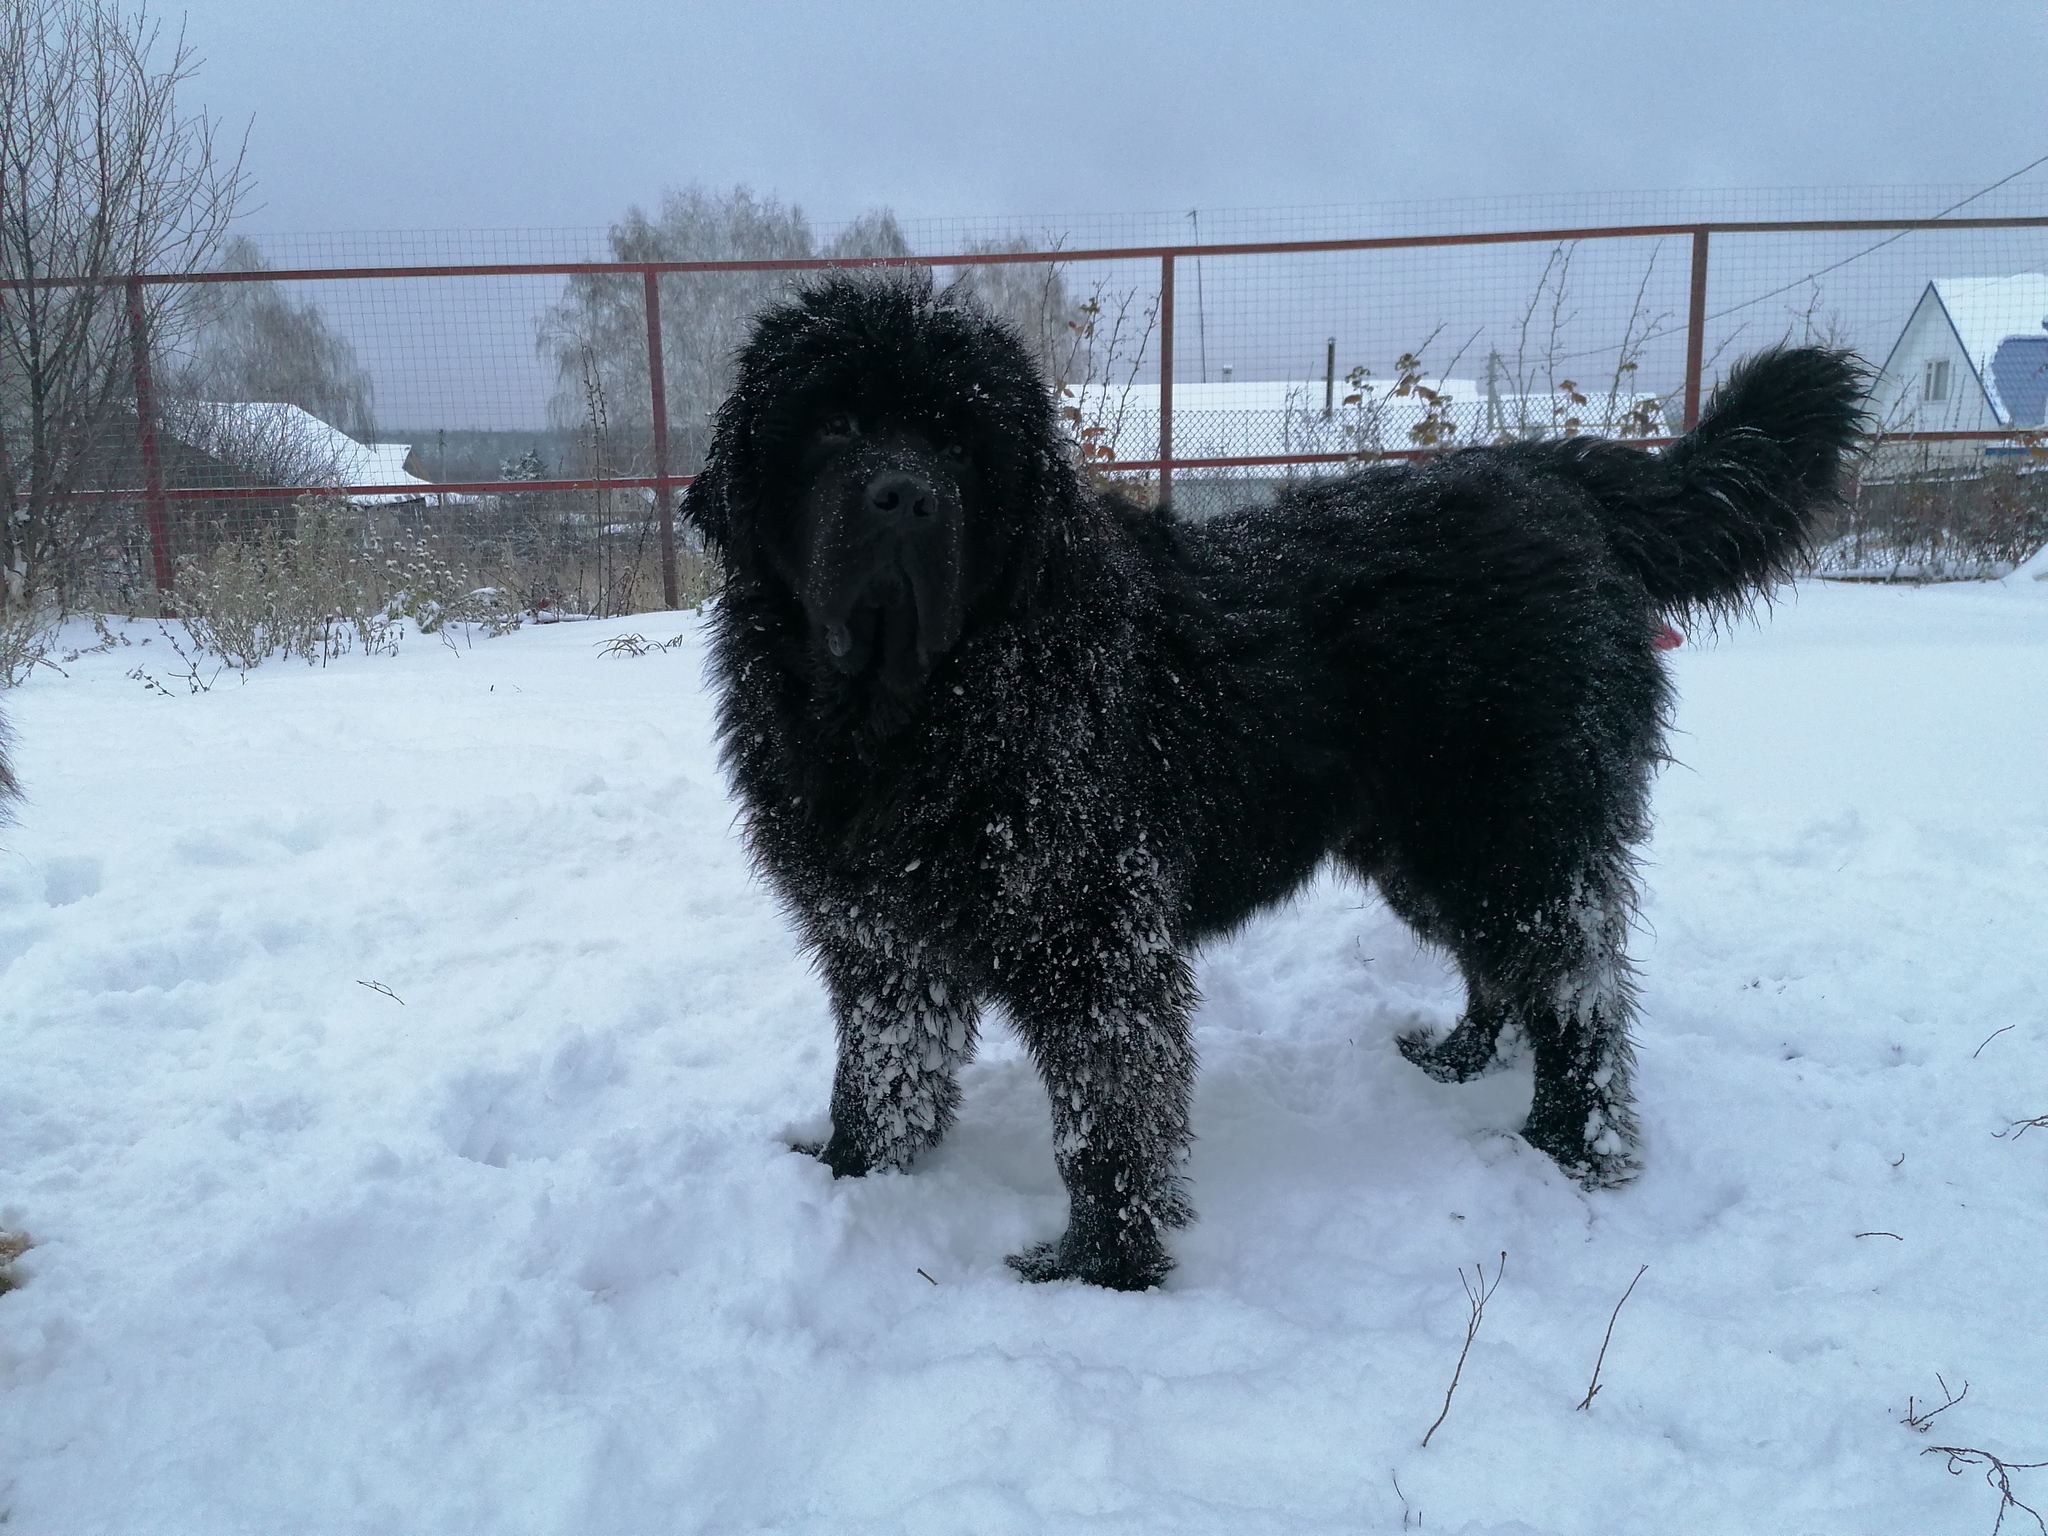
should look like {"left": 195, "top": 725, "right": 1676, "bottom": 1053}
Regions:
{"left": 824, "top": 209, "right": 911, "bottom": 265}
{"left": 0, "top": 0, "right": 247, "bottom": 609}
{"left": 942, "top": 236, "right": 1078, "bottom": 380}
{"left": 537, "top": 186, "right": 911, "bottom": 480}
{"left": 170, "top": 236, "right": 375, "bottom": 442}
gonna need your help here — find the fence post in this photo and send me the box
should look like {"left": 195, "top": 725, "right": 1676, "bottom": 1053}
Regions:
{"left": 643, "top": 268, "right": 678, "bottom": 609}
{"left": 124, "top": 278, "right": 174, "bottom": 601}
{"left": 1158, "top": 254, "right": 1175, "bottom": 502}
{"left": 1683, "top": 228, "right": 1710, "bottom": 430}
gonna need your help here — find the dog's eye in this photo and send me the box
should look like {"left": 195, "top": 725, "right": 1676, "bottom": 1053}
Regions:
{"left": 940, "top": 441, "right": 969, "bottom": 464}
{"left": 819, "top": 414, "right": 856, "bottom": 439}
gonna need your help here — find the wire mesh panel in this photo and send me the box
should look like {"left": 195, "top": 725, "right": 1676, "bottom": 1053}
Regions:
{"left": 6, "top": 186, "right": 2045, "bottom": 616}
{"left": 1690, "top": 222, "right": 2048, "bottom": 443}
{"left": 1141, "top": 235, "right": 1697, "bottom": 517}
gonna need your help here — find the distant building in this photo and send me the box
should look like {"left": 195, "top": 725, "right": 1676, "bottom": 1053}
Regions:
{"left": 1066, "top": 375, "right": 1666, "bottom": 467}
{"left": 1868, "top": 275, "right": 2048, "bottom": 470}
{"left": 161, "top": 400, "right": 433, "bottom": 507}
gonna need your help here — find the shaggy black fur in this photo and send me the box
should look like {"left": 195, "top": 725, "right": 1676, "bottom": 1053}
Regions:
{"left": 685, "top": 273, "right": 1865, "bottom": 1291}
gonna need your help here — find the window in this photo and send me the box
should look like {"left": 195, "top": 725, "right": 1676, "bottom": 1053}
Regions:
{"left": 1923, "top": 358, "right": 1951, "bottom": 402}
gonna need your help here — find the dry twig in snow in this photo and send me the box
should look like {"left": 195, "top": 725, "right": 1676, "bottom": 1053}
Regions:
{"left": 1421, "top": 1250, "right": 1505, "bottom": 1448}
{"left": 1922, "top": 1445, "right": 2048, "bottom": 1536}
{"left": 1576, "top": 1264, "right": 1648, "bottom": 1411}
{"left": 1901, "top": 1375, "right": 1969, "bottom": 1433}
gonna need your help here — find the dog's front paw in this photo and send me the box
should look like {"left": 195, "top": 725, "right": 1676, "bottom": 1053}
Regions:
{"left": 1006, "top": 1226, "right": 1173, "bottom": 1291}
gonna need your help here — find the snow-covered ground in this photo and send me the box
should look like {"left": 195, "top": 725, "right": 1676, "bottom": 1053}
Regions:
{"left": 1, "top": 576, "right": 2043, "bottom": 1536}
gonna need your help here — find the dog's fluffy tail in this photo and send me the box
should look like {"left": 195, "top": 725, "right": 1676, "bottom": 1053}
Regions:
{"left": 1522, "top": 346, "right": 1867, "bottom": 618}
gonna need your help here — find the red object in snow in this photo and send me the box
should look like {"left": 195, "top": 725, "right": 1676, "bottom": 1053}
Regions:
{"left": 1653, "top": 623, "right": 1683, "bottom": 650}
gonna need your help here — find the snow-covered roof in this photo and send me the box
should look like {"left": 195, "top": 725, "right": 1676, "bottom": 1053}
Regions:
{"left": 354, "top": 442, "right": 421, "bottom": 486}
{"left": 1926, "top": 276, "right": 2048, "bottom": 374}
{"left": 165, "top": 401, "right": 432, "bottom": 504}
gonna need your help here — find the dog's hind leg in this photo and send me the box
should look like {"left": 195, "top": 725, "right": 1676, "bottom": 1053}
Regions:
{"left": 1346, "top": 846, "right": 1514, "bottom": 1084}
{"left": 1510, "top": 867, "right": 1643, "bottom": 1188}
{"left": 1437, "top": 861, "right": 1642, "bottom": 1189}
{"left": 1369, "top": 843, "right": 1643, "bottom": 1187}
{"left": 1398, "top": 990, "right": 1512, "bottom": 1084}
{"left": 810, "top": 930, "right": 981, "bottom": 1179}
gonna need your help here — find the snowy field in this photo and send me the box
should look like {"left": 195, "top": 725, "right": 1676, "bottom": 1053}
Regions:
{"left": 2, "top": 572, "right": 2044, "bottom": 1535}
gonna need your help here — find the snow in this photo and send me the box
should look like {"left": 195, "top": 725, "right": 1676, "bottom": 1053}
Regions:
{"left": 1, "top": 577, "right": 2044, "bottom": 1535}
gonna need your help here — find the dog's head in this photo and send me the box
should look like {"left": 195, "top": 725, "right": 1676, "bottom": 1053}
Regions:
{"left": 687, "top": 272, "right": 1072, "bottom": 701}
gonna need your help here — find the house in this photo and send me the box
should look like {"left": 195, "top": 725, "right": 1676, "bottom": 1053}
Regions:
{"left": 1868, "top": 275, "right": 2048, "bottom": 470}
{"left": 161, "top": 400, "right": 433, "bottom": 507}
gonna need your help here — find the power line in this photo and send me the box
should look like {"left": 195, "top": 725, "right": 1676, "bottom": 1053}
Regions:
{"left": 1698, "top": 149, "right": 2048, "bottom": 330}
{"left": 1550, "top": 152, "right": 2048, "bottom": 367}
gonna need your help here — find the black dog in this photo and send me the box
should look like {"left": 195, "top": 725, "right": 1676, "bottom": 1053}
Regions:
{"left": 684, "top": 273, "right": 1863, "bottom": 1290}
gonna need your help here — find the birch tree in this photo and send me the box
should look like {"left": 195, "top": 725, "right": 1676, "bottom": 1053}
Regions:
{"left": 538, "top": 186, "right": 911, "bottom": 478}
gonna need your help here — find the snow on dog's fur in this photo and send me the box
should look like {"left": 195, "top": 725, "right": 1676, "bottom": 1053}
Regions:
{"left": 685, "top": 272, "right": 1865, "bottom": 1289}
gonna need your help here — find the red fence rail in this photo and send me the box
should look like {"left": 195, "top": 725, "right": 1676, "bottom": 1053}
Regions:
{"left": 9, "top": 211, "right": 2048, "bottom": 607}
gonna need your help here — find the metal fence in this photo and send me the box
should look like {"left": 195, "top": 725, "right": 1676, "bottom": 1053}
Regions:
{"left": 8, "top": 191, "right": 2048, "bottom": 610}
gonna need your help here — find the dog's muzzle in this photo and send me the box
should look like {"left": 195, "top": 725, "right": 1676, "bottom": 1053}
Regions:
{"left": 804, "top": 466, "right": 966, "bottom": 695}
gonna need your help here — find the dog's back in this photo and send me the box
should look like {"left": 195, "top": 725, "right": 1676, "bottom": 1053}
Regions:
{"left": 1177, "top": 345, "right": 1862, "bottom": 626}
{"left": 1153, "top": 345, "right": 1866, "bottom": 857}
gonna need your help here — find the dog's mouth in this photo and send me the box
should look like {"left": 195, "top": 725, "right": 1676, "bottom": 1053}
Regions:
{"left": 813, "top": 571, "right": 933, "bottom": 697}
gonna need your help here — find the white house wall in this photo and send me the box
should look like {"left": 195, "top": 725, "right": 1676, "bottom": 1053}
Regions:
{"left": 1868, "top": 287, "right": 2000, "bottom": 474}
{"left": 1870, "top": 290, "right": 1997, "bottom": 432}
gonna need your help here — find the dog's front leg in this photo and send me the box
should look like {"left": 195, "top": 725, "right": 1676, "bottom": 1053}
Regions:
{"left": 1004, "top": 940, "right": 1198, "bottom": 1291}
{"left": 811, "top": 927, "right": 981, "bottom": 1179}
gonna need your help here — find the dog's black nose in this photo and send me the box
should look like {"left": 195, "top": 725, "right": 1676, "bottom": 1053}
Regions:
{"left": 864, "top": 470, "right": 935, "bottom": 524}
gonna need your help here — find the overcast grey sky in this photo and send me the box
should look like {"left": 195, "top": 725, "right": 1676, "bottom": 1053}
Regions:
{"left": 180, "top": 0, "right": 2045, "bottom": 236}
